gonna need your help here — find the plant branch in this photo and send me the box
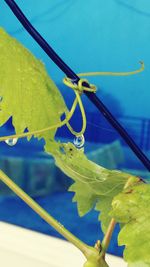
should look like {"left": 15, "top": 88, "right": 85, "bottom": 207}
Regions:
{"left": 0, "top": 169, "right": 92, "bottom": 258}
{"left": 101, "top": 218, "right": 116, "bottom": 256}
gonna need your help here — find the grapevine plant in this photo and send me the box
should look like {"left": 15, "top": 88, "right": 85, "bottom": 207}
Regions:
{"left": 0, "top": 28, "right": 149, "bottom": 267}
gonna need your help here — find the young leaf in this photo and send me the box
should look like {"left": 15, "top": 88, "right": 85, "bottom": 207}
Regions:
{"left": 45, "top": 141, "right": 130, "bottom": 195}
{"left": 69, "top": 180, "right": 113, "bottom": 233}
{"left": 110, "top": 183, "right": 150, "bottom": 266}
{"left": 45, "top": 141, "right": 139, "bottom": 233}
{"left": 95, "top": 196, "right": 113, "bottom": 233}
{"left": 0, "top": 28, "right": 67, "bottom": 139}
{"left": 69, "top": 179, "right": 113, "bottom": 233}
{"left": 69, "top": 181, "right": 97, "bottom": 217}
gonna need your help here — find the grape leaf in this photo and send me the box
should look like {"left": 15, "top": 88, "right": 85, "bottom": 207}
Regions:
{"left": 69, "top": 181, "right": 97, "bottom": 217}
{"left": 110, "top": 183, "right": 150, "bottom": 266}
{"left": 69, "top": 179, "right": 113, "bottom": 233}
{"left": 95, "top": 196, "right": 113, "bottom": 233}
{"left": 45, "top": 141, "right": 130, "bottom": 195}
{"left": 45, "top": 141, "right": 139, "bottom": 233}
{"left": 0, "top": 28, "right": 67, "bottom": 139}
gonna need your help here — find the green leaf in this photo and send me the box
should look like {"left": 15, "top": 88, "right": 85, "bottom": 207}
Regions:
{"left": 69, "top": 181, "right": 97, "bottom": 217}
{"left": 0, "top": 28, "right": 67, "bottom": 139}
{"left": 69, "top": 180, "right": 113, "bottom": 233}
{"left": 110, "top": 183, "right": 150, "bottom": 266}
{"left": 45, "top": 141, "right": 138, "bottom": 233}
{"left": 95, "top": 196, "right": 113, "bottom": 233}
{"left": 45, "top": 141, "right": 130, "bottom": 196}
{"left": 69, "top": 178, "right": 113, "bottom": 233}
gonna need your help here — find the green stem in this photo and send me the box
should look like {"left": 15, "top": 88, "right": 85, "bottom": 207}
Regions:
{"left": 101, "top": 218, "right": 116, "bottom": 256}
{"left": 0, "top": 169, "right": 91, "bottom": 257}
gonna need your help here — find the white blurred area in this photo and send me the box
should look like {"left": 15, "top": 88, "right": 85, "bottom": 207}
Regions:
{"left": 0, "top": 222, "right": 127, "bottom": 267}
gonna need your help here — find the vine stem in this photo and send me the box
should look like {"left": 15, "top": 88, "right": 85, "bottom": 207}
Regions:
{"left": 0, "top": 169, "right": 92, "bottom": 258}
{"left": 101, "top": 218, "right": 116, "bottom": 256}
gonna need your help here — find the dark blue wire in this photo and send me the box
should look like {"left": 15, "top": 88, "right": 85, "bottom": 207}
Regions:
{"left": 4, "top": 0, "right": 150, "bottom": 171}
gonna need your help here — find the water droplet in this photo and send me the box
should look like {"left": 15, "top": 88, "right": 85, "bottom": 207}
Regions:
{"left": 73, "top": 135, "right": 85, "bottom": 148}
{"left": 5, "top": 138, "right": 18, "bottom": 146}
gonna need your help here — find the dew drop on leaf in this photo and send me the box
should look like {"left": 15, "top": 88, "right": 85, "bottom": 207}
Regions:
{"left": 74, "top": 134, "right": 85, "bottom": 148}
{"left": 5, "top": 138, "right": 18, "bottom": 146}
